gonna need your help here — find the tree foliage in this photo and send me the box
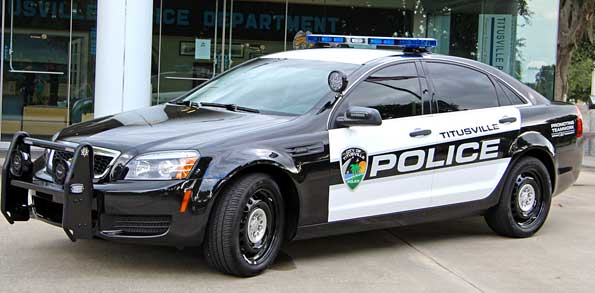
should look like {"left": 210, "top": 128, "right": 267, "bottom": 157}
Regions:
{"left": 556, "top": 0, "right": 595, "bottom": 101}
{"left": 517, "top": 0, "right": 533, "bottom": 20}
{"left": 568, "top": 38, "right": 595, "bottom": 101}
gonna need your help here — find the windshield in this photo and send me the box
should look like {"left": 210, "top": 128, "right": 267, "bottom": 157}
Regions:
{"left": 183, "top": 58, "right": 359, "bottom": 115}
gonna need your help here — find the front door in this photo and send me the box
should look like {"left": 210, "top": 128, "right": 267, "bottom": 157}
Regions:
{"left": 328, "top": 61, "right": 436, "bottom": 222}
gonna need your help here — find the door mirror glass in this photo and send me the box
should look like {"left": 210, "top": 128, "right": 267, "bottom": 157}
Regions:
{"left": 588, "top": 96, "right": 595, "bottom": 110}
{"left": 328, "top": 71, "right": 348, "bottom": 93}
{"left": 336, "top": 106, "right": 382, "bottom": 127}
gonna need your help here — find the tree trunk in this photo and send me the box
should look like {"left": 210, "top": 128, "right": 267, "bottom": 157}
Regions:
{"left": 556, "top": 46, "right": 573, "bottom": 102}
{"left": 556, "top": 0, "right": 595, "bottom": 101}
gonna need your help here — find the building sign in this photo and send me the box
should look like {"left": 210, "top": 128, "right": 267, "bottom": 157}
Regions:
{"left": 203, "top": 11, "right": 339, "bottom": 34}
{"left": 477, "top": 14, "right": 516, "bottom": 74}
{"left": 10, "top": 0, "right": 414, "bottom": 42}
{"left": 10, "top": 0, "right": 97, "bottom": 26}
{"left": 195, "top": 39, "right": 211, "bottom": 60}
{"left": 156, "top": 1, "right": 412, "bottom": 41}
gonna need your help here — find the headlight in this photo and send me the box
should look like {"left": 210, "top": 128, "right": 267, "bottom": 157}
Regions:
{"left": 124, "top": 151, "right": 199, "bottom": 180}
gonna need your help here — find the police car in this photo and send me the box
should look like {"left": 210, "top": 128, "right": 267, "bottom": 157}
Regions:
{"left": 1, "top": 35, "right": 585, "bottom": 277}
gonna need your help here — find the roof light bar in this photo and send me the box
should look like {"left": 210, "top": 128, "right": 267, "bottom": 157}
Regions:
{"left": 306, "top": 34, "right": 437, "bottom": 49}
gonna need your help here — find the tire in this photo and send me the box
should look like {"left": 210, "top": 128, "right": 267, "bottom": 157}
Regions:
{"left": 203, "top": 173, "right": 285, "bottom": 277}
{"left": 485, "top": 157, "right": 552, "bottom": 238}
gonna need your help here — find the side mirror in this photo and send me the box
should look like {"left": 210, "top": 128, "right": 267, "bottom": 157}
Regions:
{"left": 588, "top": 95, "right": 595, "bottom": 110}
{"left": 335, "top": 106, "right": 382, "bottom": 127}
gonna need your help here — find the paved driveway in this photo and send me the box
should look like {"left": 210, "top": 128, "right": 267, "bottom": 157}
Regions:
{"left": 1, "top": 171, "right": 594, "bottom": 292}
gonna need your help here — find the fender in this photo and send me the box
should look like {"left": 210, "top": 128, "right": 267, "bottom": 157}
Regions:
{"left": 192, "top": 147, "right": 300, "bottom": 213}
{"left": 508, "top": 131, "right": 557, "bottom": 190}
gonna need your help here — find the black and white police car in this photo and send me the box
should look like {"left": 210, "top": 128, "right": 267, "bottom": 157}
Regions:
{"left": 1, "top": 35, "right": 586, "bottom": 277}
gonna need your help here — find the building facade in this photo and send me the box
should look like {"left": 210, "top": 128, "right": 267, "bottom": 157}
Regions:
{"left": 1, "top": 0, "right": 560, "bottom": 140}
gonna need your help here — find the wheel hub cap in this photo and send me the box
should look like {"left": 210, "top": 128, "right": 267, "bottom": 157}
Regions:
{"left": 247, "top": 208, "right": 267, "bottom": 244}
{"left": 518, "top": 184, "right": 536, "bottom": 213}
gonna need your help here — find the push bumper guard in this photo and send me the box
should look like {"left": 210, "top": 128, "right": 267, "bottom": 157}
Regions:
{"left": 1, "top": 132, "right": 94, "bottom": 241}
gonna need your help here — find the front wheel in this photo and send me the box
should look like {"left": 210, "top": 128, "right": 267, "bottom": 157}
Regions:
{"left": 203, "top": 173, "right": 285, "bottom": 277}
{"left": 485, "top": 157, "right": 552, "bottom": 238}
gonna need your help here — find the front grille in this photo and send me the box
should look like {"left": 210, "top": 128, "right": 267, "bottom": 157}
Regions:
{"left": 112, "top": 215, "right": 171, "bottom": 236}
{"left": 94, "top": 154, "right": 113, "bottom": 174}
{"left": 48, "top": 146, "right": 120, "bottom": 179}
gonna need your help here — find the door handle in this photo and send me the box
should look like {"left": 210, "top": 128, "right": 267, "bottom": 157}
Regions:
{"left": 499, "top": 117, "right": 517, "bottom": 124}
{"left": 410, "top": 129, "right": 432, "bottom": 137}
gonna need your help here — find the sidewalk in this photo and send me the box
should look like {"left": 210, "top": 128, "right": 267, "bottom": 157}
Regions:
{"left": 584, "top": 155, "right": 595, "bottom": 169}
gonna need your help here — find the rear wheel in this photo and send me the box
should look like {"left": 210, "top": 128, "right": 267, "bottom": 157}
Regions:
{"left": 485, "top": 157, "right": 552, "bottom": 238}
{"left": 203, "top": 173, "right": 285, "bottom": 277}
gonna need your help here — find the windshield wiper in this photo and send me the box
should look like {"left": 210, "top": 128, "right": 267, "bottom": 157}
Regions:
{"left": 200, "top": 102, "right": 260, "bottom": 113}
{"left": 171, "top": 100, "right": 201, "bottom": 108}
{"left": 170, "top": 101, "right": 260, "bottom": 113}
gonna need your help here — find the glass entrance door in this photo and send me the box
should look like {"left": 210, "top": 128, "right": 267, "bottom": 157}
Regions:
{"left": 2, "top": 0, "right": 73, "bottom": 139}
{"left": 1, "top": 0, "right": 97, "bottom": 140}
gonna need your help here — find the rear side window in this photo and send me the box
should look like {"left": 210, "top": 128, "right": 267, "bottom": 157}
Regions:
{"left": 498, "top": 82, "right": 526, "bottom": 105}
{"left": 426, "top": 62, "right": 499, "bottom": 112}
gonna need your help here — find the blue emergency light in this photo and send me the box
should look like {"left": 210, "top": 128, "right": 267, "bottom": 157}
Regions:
{"left": 306, "top": 34, "right": 437, "bottom": 50}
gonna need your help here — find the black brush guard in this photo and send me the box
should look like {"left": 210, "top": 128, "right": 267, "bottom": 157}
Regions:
{"left": 1, "top": 132, "right": 94, "bottom": 241}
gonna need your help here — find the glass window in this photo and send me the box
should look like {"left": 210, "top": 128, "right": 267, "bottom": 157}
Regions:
{"left": 496, "top": 86, "right": 513, "bottom": 107}
{"left": 427, "top": 62, "right": 499, "bottom": 112}
{"left": 346, "top": 63, "right": 422, "bottom": 120}
{"left": 150, "top": 0, "right": 559, "bottom": 108}
{"left": 152, "top": 0, "right": 300, "bottom": 105}
{"left": 499, "top": 82, "right": 526, "bottom": 105}
{"left": 1, "top": 0, "right": 98, "bottom": 140}
{"left": 184, "top": 58, "right": 358, "bottom": 115}
{"left": 309, "top": 0, "right": 558, "bottom": 99}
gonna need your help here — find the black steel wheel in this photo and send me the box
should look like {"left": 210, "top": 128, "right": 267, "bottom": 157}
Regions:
{"left": 485, "top": 157, "right": 552, "bottom": 238}
{"left": 203, "top": 173, "right": 285, "bottom": 277}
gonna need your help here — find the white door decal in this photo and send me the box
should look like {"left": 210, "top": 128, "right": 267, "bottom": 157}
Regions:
{"left": 328, "top": 106, "right": 522, "bottom": 222}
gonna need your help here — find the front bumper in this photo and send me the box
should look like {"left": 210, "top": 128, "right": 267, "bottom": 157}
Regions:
{"left": 1, "top": 132, "right": 209, "bottom": 246}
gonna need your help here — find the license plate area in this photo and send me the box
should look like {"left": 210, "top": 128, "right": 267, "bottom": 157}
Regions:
{"left": 32, "top": 195, "right": 63, "bottom": 224}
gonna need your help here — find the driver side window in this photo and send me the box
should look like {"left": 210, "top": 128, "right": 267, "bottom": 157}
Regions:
{"left": 346, "top": 62, "right": 423, "bottom": 120}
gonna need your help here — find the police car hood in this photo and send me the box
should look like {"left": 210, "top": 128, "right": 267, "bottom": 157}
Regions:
{"left": 57, "top": 104, "right": 294, "bottom": 152}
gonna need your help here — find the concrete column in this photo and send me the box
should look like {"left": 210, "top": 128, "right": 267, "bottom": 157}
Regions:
{"left": 94, "top": 0, "right": 153, "bottom": 118}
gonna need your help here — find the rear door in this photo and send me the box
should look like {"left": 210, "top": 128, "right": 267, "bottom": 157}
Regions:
{"left": 328, "top": 61, "right": 436, "bottom": 222}
{"left": 423, "top": 61, "right": 521, "bottom": 206}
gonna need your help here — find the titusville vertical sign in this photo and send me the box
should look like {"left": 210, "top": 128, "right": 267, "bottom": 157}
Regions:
{"left": 477, "top": 14, "right": 516, "bottom": 75}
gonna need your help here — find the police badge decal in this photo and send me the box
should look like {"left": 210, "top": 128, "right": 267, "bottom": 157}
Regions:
{"left": 340, "top": 148, "right": 368, "bottom": 190}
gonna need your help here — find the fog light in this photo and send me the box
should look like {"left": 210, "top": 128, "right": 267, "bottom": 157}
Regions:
{"left": 52, "top": 159, "right": 70, "bottom": 185}
{"left": 10, "top": 150, "right": 31, "bottom": 177}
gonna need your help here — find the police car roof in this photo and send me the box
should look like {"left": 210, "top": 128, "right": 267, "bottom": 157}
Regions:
{"left": 262, "top": 48, "right": 403, "bottom": 65}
